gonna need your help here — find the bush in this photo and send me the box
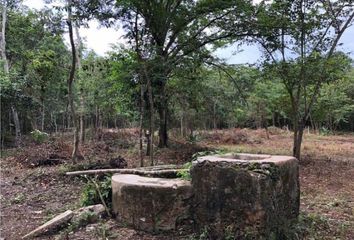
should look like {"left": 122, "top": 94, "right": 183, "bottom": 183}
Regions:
{"left": 81, "top": 175, "right": 112, "bottom": 208}
{"left": 30, "top": 129, "right": 49, "bottom": 144}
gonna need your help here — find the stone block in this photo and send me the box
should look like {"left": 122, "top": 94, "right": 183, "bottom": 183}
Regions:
{"left": 112, "top": 174, "right": 192, "bottom": 232}
{"left": 190, "top": 153, "right": 299, "bottom": 239}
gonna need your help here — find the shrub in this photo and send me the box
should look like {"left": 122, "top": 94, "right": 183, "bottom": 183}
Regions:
{"left": 30, "top": 129, "right": 49, "bottom": 144}
{"left": 81, "top": 175, "right": 112, "bottom": 208}
{"left": 177, "top": 162, "right": 193, "bottom": 180}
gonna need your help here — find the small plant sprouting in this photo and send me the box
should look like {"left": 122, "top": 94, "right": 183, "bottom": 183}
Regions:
{"left": 177, "top": 162, "right": 193, "bottom": 180}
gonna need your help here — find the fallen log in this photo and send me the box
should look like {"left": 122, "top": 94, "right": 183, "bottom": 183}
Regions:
{"left": 22, "top": 210, "right": 73, "bottom": 239}
{"left": 22, "top": 205, "right": 106, "bottom": 239}
{"left": 66, "top": 168, "right": 182, "bottom": 178}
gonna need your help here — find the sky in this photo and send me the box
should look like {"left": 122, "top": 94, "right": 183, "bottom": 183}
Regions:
{"left": 23, "top": 0, "right": 354, "bottom": 64}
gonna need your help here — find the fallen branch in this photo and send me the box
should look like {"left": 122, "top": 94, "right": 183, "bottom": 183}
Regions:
{"left": 22, "top": 210, "right": 73, "bottom": 239}
{"left": 66, "top": 168, "right": 182, "bottom": 178}
{"left": 22, "top": 205, "right": 105, "bottom": 239}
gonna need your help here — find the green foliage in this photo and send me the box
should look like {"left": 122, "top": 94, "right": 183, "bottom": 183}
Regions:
{"left": 30, "top": 129, "right": 49, "bottom": 143}
{"left": 177, "top": 162, "right": 193, "bottom": 180}
{"left": 81, "top": 176, "right": 112, "bottom": 208}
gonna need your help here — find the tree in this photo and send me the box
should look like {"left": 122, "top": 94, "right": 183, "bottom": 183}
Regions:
{"left": 81, "top": 0, "right": 256, "bottom": 147}
{"left": 1, "top": 0, "right": 20, "bottom": 144}
{"left": 66, "top": 0, "right": 79, "bottom": 163}
{"left": 252, "top": 0, "right": 354, "bottom": 159}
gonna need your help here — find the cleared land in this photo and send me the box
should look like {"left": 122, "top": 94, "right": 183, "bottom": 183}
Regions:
{"left": 1, "top": 128, "right": 353, "bottom": 239}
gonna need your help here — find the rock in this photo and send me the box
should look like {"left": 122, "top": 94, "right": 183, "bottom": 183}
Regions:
{"left": 190, "top": 153, "right": 299, "bottom": 239}
{"left": 22, "top": 210, "right": 73, "bottom": 239}
{"left": 112, "top": 174, "right": 192, "bottom": 232}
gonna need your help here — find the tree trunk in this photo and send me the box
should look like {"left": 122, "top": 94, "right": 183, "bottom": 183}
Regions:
{"left": 95, "top": 106, "right": 99, "bottom": 129}
{"left": 75, "top": 23, "right": 85, "bottom": 143}
{"left": 0, "top": 0, "right": 9, "bottom": 73}
{"left": 1, "top": 1, "right": 21, "bottom": 145}
{"left": 156, "top": 84, "right": 168, "bottom": 148}
{"left": 264, "top": 116, "right": 270, "bottom": 140}
{"left": 79, "top": 93, "right": 85, "bottom": 143}
{"left": 66, "top": 0, "right": 79, "bottom": 163}
{"left": 180, "top": 111, "right": 183, "bottom": 137}
{"left": 139, "top": 83, "right": 145, "bottom": 167}
{"left": 213, "top": 102, "right": 217, "bottom": 129}
{"left": 11, "top": 106, "right": 21, "bottom": 144}
{"left": 133, "top": 13, "right": 154, "bottom": 165}
{"left": 157, "top": 104, "right": 168, "bottom": 148}
{"left": 272, "top": 112, "right": 275, "bottom": 127}
{"left": 292, "top": 121, "right": 304, "bottom": 160}
{"left": 146, "top": 69, "right": 154, "bottom": 166}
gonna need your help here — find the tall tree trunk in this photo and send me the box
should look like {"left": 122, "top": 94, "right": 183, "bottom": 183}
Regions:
{"left": 146, "top": 69, "right": 154, "bottom": 166}
{"left": 1, "top": 0, "right": 9, "bottom": 73}
{"left": 40, "top": 86, "right": 45, "bottom": 131}
{"left": 139, "top": 83, "right": 145, "bottom": 167}
{"left": 67, "top": 0, "right": 79, "bottom": 163}
{"left": 79, "top": 93, "right": 85, "bottom": 142}
{"left": 134, "top": 13, "right": 154, "bottom": 165}
{"left": 74, "top": 24, "right": 85, "bottom": 143}
{"left": 157, "top": 106, "right": 168, "bottom": 148}
{"left": 157, "top": 84, "right": 168, "bottom": 148}
{"left": 1, "top": 2, "right": 21, "bottom": 145}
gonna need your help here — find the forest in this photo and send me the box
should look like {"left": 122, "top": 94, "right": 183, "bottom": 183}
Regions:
{"left": 1, "top": 0, "right": 354, "bottom": 239}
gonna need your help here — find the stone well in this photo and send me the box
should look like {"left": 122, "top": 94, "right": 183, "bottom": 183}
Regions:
{"left": 191, "top": 153, "right": 299, "bottom": 239}
{"left": 112, "top": 174, "right": 192, "bottom": 232}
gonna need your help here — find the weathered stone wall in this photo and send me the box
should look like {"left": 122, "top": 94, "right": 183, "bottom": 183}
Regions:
{"left": 190, "top": 154, "right": 299, "bottom": 239}
{"left": 112, "top": 174, "right": 192, "bottom": 232}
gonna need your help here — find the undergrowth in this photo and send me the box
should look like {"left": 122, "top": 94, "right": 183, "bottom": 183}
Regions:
{"left": 81, "top": 175, "right": 112, "bottom": 209}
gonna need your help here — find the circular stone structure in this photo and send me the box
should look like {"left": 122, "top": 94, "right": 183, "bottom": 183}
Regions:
{"left": 112, "top": 174, "right": 192, "bottom": 232}
{"left": 191, "top": 153, "right": 299, "bottom": 239}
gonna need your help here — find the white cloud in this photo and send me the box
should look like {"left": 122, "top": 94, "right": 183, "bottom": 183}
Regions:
{"left": 66, "top": 21, "right": 126, "bottom": 56}
{"left": 23, "top": 0, "right": 124, "bottom": 56}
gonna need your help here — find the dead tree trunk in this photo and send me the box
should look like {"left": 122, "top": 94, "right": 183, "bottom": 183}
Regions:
{"left": 66, "top": 0, "right": 79, "bottom": 163}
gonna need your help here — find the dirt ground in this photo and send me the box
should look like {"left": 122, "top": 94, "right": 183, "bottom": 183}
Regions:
{"left": 1, "top": 128, "right": 353, "bottom": 239}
